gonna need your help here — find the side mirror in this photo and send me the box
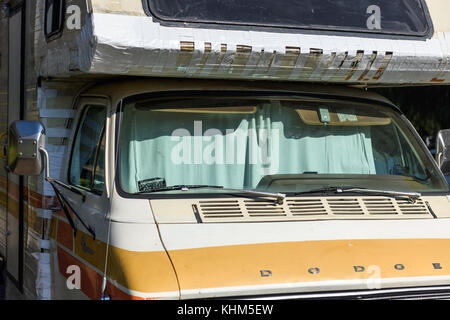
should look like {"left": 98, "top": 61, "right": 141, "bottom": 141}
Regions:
{"left": 8, "top": 120, "right": 46, "bottom": 176}
{"left": 436, "top": 129, "right": 450, "bottom": 176}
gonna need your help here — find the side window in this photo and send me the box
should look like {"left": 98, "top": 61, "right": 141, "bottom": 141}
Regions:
{"left": 397, "top": 126, "right": 428, "bottom": 179}
{"left": 69, "top": 105, "right": 106, "bottom": 194}
{"left": 45, "top": 0, "right": 65, "bottom": 40}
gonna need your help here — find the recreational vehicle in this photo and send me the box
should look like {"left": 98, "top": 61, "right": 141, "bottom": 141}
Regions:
{"left": 0, "top": 0, "right": 449, "bottom": 300}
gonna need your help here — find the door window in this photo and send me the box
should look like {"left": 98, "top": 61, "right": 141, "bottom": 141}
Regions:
{"left": 45, "top": 0, "right": 65, "bottom": 39}
{"left": 69, "top": 105, "right": 106, "bottom": 194}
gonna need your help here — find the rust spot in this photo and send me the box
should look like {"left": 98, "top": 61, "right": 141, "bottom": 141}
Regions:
{"left": 337, "top": 52, "right": 349, "bottom": 69}
{"left": 430, "top": 78, "right": 445, "bottom": 83}
{"left": 358, "top": 51, "right": 377, "bottom": 81}
{"left": 286, "top": 46, "right": 301, "bottom": 55}
{"left": 372, "top": 51, "right": 393, "bottom": 81}
{"left": 180, "top": 41, "right": 194, "bottom": 52}
{"left": 372, "top": 67, "right": 384, "bottom": 80}
{"left": 236, "top": 45, "right": 252, "bottom": 53}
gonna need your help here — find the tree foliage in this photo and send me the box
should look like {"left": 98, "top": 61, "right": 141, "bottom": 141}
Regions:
{"left": 371, "top": 86, "right": 450, "bottom": 139}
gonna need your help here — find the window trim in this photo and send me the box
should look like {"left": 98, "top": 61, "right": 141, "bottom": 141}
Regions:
{"left": 91, "top": 125, "right": 106, "bottom": 194}
{"left": 44, "top": 0, "right": 66, "bottom": 41}
{"left": 68, "top": 104, "right": 107, "bottom": 196}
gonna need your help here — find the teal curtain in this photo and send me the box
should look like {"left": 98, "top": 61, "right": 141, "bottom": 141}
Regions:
{"left": 120, "top": 102, "right": 376, "bottom": 193}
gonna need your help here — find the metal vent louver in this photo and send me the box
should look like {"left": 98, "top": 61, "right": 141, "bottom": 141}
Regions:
{"left": 363, "top": 198, "right": 398, "bottom": 215}
{"left": 397, "top": 199, "right": 429, "bottom": 215}
{"left": 287, "top": 199, "right": 326, "bottom": 216}
{"left": 194, "top": 196, "right": 433, "bottom": 223}
{"left": 198, "top": 200, "right": 243, "bottom": 218}
{"left": 244, "top": 200, "right": 286, "bottom": 217}
{"left": 327, "top": 198, "right": 364, "bottom": 215}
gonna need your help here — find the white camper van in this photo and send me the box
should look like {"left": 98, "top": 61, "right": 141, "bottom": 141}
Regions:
{"left": 0, "top": 0, "right": 449, "bottom": 300}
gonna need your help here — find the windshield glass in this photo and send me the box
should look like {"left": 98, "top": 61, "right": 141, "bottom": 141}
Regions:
{"left": 119, "top": 95, "right": 448, "bottom": 195}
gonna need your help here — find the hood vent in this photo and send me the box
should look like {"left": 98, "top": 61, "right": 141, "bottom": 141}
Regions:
{"left": 194, "top": 196, "right": 433, "bottom": 223}
{"left": 327, "top": 198, "right": 364, "bottom": 215}
{"left": 244, "top": 200, "right": 286, "bottom": 217}
{"left": 198, "top": 200, "right": 243, "bottom": 218}
{"left": 363, "top": 198, "right": 398, "bottom": 215}
{"left": 397, "top": 199, "right": 430, "bottom": 215}
{"left": 288, "top": 199, "right": 327, "bottom": 216}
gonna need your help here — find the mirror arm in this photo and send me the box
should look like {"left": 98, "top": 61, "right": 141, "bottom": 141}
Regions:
{"left": 38, "top": 146, "right": 95, "bottom": 239}
{"left": 39, "top": 147, "right": 51, "bottom": 182}
{"left": 39, "top": 147, "right": 85, "bottom": 199}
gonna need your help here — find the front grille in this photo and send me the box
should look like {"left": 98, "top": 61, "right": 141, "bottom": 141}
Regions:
{"left": 231, "top": 286, "right": 450, "bottom": 300}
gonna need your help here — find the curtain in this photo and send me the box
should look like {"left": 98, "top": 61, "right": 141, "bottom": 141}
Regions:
{"left": 120, "top": 102, "right": 376, "bottom": 193}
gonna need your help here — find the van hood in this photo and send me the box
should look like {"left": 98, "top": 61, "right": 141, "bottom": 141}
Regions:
{"left": 157, "top": 219, "right": 450, "bottom": 299}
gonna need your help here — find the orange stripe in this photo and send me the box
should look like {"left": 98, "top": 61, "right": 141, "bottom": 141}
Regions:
{"left": 57, "top": 220, "right": 74, "bottom": 251}
{"left": 3, "top": 177, "right": 60, "bottom": 211}
{"left": 49, "top": 217, "right": 57, "bottom": 240}
{"left": 73, "top": 229, "right": 179, "bottom": 294}
{"left": 57, "top": 247, "right": 103, "bottom": 300}
{"left": 57, "top": 247, "right": 145, "bottom": 300}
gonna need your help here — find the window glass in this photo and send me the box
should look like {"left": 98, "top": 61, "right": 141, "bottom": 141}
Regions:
{"left": 45, "top": 0, "right": 65, "bottom": 38}
{"left": 119, "top": 97, "right": 448, "bottom": 194}
{"left": 146, "top": 0, "right": 430, "bottom": 36}
{"left": 70, "top": 105, "right": 106, "bottom": 193}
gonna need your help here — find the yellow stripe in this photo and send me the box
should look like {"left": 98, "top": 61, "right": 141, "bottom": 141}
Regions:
{"left": 73, "top": 230, "right": 179, "bottom": 293}
{"left": 168, "top": 238, "right": 450, "bottom": 290}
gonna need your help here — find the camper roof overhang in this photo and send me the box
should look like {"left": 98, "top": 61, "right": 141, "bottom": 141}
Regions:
{"left": 38, "top": 0, "right": 450, "bottom": 86}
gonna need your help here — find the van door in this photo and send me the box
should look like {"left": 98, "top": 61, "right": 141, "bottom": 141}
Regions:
{"left": 65, "top": 101, "right": 108, "bottom": 227}
{"left": 54, "top": 98, "right": 109, "bottom": 299}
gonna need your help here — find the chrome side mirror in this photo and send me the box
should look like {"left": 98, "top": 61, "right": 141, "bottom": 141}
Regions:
{"left": 436, "top": 129, "right": 450, "bottom": 176}
{"left": 8, "top": 120, "right": 47, "bottom": 176}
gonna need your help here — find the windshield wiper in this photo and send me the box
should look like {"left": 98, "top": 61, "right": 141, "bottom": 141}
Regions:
{"left": 136, "top": 185, "right": 286, "bottom": 204}
{"left": 294, "top": 186, "right": 421, "bottom": 203}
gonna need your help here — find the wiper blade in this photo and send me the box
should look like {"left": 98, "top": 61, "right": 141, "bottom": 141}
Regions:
{"left": 337, "top": 188, "right": 421, "bottom": 202}
{"left": 294, "top": 186, "right": 421, "bottom": 202}
{"left": 136, "top": 185, "right": 220, "bottom": 193}
{"left": 137, "top": 185, "right": 286, "bottom": 204}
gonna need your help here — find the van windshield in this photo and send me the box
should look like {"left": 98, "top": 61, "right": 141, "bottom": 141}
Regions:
{"left": 118, "top": 95, "right": 448, "bottom": 195}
